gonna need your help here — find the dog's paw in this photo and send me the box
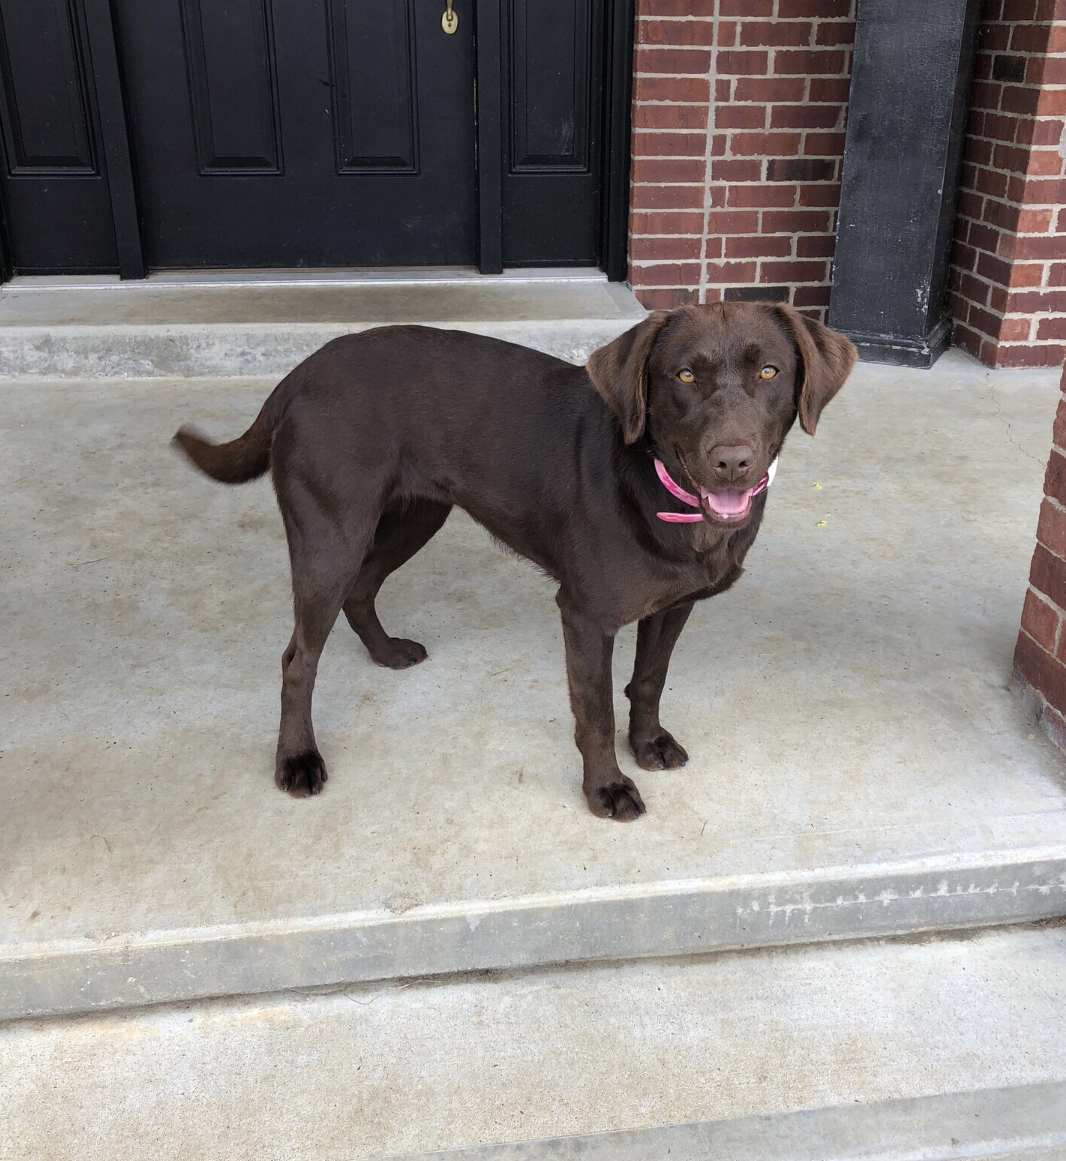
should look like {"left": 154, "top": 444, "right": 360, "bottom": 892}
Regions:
{"left": 631, "top": 730, "right": 689, "bottom": 771}
{"left": 372, "top": 637, "right": 428, "bottom": 670}
{"left": 276, "top": 750, "right": 328, "bottom": 798}
{"left": 586, "top": 775, "right": 646, "bottom": 821}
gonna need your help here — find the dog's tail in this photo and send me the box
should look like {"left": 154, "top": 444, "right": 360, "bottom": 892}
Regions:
{"left": 170, "top": 365, "right": 300, "bottom": 488}
{"left": 171, "top": 409, "right": 273, "bottom": 484}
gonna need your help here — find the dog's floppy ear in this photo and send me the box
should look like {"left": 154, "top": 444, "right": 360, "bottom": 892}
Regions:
{"left": 774, "top": 305, "right": 857, "bottom": 436}
{"left": 586, "top": 311, "right": 669, "bottom": 444}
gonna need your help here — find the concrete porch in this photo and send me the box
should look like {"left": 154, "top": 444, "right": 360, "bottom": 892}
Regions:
{"left": 2, "top": 286, "right": 1066, "bottom": 1154}
{"left": 2, "top": 340, "right": 1065, "bottom": 1019}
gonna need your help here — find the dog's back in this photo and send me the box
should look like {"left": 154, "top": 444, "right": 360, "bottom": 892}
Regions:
{"left": 173, "top": 325, "right": 589, "bottom": 494}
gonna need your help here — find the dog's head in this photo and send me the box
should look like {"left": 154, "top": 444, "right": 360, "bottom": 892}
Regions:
{"left": 587, "top": 302, "right": 857, "bottom": 528}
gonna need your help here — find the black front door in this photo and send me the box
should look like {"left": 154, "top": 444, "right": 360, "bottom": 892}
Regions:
{"left": 0, "top": 0, "right": 631, "bottom": 276}
{"left": 112, "top": 0, "right": 476, "bottom": 268}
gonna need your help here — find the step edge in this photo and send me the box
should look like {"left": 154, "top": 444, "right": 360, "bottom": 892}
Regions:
{"left": 4, "top": 849, "right": 1064, "bottom": 1023}
{"left": 382, "top": 1080, "right": 1066, "bottom": 1161}
{"left": 7, "top": 843, "right": 1066, "bottom": 961}
{"left": 0, "top": 318, "right": 640, "bottom": 335}
{"left": 0, "top": 319, "right": 637, "bottom": 379}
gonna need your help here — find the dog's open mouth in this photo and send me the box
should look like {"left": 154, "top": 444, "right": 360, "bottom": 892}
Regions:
{"left": 699, "top": 486, "right": 754, "bottom": 523}
{"left": 654, "top": 456, "right": 776, "bottom": 525}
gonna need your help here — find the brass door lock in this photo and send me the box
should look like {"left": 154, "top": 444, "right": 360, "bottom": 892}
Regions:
{"left": 442, "top": 0, "right": 457, "bottom": 34}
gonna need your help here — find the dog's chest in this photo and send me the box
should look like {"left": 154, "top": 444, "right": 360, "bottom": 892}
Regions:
{"left": 616, "top": 537, "right": 743, "bottom": 623}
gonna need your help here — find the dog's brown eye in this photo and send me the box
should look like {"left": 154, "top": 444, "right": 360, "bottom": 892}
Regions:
{"left": 677, "top": 369, "right": 695, "bottom": 383}
{"left": 759, "top": 365, "right": 778, "bottom": 380}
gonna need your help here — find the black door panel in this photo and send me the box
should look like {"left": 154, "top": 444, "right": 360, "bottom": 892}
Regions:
{"left": 178, "top": 0, "right": 284, "bottom": 175}
{"left": 328, "top": 0, "right": 418, "bottom": 173}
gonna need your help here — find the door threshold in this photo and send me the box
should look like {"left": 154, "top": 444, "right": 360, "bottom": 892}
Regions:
{"left": 5, "top": 267, "right": 609, "bottom": 292}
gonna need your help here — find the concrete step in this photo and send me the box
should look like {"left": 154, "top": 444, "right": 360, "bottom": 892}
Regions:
{"left": 2, "top": 353, "right": 1065, "bottom": 1021}
{"left": 0, "top": 273, "right": 644, "bottom": 378}
{"left": 4, "top": 925, "right": 1066, "bottom": 1159}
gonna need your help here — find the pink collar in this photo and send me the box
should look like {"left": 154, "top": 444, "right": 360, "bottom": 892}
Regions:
{"left": 654, "top": 457, "right": 777, "bottom": 523}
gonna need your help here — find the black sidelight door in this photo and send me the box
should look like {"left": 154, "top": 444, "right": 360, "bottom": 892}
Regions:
{"left": 0, "top": 0, "right": 632, "bottom": 276}
{"left": 501, "top": 0, "right": 606, "bottom": 268}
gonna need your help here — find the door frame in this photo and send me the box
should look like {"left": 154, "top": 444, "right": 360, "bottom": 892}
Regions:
{"left": 0, "top": 0, "right": 634, "bottom": 282}
{"left": 601, "top": 0, "right": 635, "bottom": 283}
{"left": 82, "top": 0, "right": 145, "bottom": 279}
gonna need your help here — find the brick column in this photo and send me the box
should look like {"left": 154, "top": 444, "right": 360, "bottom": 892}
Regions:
{"left": 939, "top": 1, "right": 1066, "bottom": 367}
{"left": 1013, "top": 361, "right": 1066, "bottom": 747}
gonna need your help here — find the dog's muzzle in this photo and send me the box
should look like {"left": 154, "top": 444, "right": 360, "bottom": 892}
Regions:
{"left": 654, "top": 456, "right": 777, "bottom": 524}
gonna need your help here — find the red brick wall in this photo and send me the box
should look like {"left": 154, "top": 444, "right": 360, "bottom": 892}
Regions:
{"left": 1013, "top": 362, "right": 1066, "bottom": 747}
{"left": 949, "top": 0, "right": 1066, "bottom": 368}
{"left": 630, "top": 0, "right": 855, "bottom": 318}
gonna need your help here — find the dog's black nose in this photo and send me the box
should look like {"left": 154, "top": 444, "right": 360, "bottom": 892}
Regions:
{"left": 711, "top": 444, "right": 754, "bottom": 484}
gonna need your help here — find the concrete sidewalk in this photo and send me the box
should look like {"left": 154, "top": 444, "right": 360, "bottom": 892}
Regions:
{"left": 2, "top": 349, "right": 1065, "bottom": 1018}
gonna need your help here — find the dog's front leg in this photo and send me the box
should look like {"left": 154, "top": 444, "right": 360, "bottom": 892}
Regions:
{"left": 625, "top": 601, "right": 693, "bottom": 771}
{"left": 558, "top": 600, "right": 645, "bottom": 821}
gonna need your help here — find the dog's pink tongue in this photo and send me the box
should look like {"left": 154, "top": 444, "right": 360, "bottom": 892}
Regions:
{"left": 701, "top": 486, "right": 753, "bottom": 515}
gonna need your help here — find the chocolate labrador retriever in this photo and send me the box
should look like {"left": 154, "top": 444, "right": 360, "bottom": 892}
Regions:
{"left": 174, "top": 302, "right": 856, "bottom": 820}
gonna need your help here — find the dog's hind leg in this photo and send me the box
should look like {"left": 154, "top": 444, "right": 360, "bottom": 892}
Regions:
{"left": 274, "top": 477, "right": 385, "bottom": 798}
{"left": 342, "top": 498, "right": 451, "bottom": 669}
